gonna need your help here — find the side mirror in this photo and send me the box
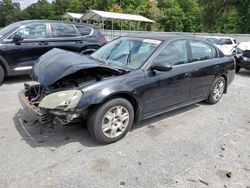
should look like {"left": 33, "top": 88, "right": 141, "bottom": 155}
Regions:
{"left": 12, "top": 34, "right": 23, "bottom": 43}
{"left": 151, "top": 61, "right": 173, "bottom": 72}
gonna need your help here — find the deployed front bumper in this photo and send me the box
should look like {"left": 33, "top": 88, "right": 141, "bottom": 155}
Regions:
{"left": 18, "top": 90, "right": 83, "bottom": 125}
{"left": 18, "top": 90, "right": 51, "bottom": 124}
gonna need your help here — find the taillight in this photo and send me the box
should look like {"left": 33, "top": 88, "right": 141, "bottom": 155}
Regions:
{"left": 100, "top": 38, "right": 107, "bottom": 45}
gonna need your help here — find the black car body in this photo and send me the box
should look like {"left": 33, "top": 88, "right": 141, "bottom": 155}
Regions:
{"left": 18, "top": 34, "right": 235, "bottom": 143}
{"left": 234, "top": 42, "right": 250, "bottom": 72}
{"left": 0, "top": 20, "right": 107, "bottom": 84}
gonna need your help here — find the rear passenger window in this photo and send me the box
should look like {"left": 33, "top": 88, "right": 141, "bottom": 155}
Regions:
{"left": 50, "top": 23, "right": 77, "bottom": 38}
{"left": 75, "top": 26, "right": 92, "bottom": 36}
{"left": 190, "top": 40, "right": 216, "bottom": 62}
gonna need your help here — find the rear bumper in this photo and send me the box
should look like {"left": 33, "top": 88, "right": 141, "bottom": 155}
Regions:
{"left": 18, "top": 90, "right": 49, "bottom": 124}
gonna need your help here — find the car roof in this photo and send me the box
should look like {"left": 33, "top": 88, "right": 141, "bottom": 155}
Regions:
{"left": 124, "top": 33, "right": 204, "bottom": 42}
{"left": 14, "top": 20, "right": 97, "bottom": 28}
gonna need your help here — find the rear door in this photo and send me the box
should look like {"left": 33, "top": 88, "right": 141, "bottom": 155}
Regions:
{"left": 4, "top": 23, "right": 50, "bottom": 70}
{"left": 48, "top": 23, "right": 84, "bottom": 53}
{"left": 188, "top": 40, "right": 220, "bottom": 100}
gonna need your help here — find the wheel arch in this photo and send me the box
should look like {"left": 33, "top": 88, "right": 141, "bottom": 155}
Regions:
{"left": 89, "top": 92, "right": 142, "bottom": 124}
{"left": 0, "top": 55, "right": 10, "bottom": 76}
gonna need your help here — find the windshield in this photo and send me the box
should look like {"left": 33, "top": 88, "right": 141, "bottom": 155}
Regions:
{"left": 0, "top": 22, "right": 20, "bottom": 39}
{"left": 207, "top": 38, "right": 221, "bottom": 45}
{"left": 91, "top": 37, "right": 161, "bottom": 70}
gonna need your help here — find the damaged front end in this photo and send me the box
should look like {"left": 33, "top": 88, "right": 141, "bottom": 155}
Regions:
{"left": 18, "top": 48, "right": 125, "bottom": 126}
{"left": 18, "top": 84, "right": 83, "bottom": 125}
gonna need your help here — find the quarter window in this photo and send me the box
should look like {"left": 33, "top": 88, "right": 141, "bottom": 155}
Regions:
{"left": 154, "top": 40, "right": 188, "bottom": 66}
{"left": 75, "top": 25, "right": 92, "bottom": 36}
{"left": 190, "top": 40, "right": 216, "bottom": 62}
{"left": 10, "top": 24, "right": 47, "bottom": 39}
{"left": 50, "top": 23, "right": 77, "bottom": 38}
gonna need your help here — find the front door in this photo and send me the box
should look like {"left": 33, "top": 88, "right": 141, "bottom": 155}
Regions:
{"left": 4, "top": 23, "right": 51, "bottom": 71}
{"left": 142, "top": 39, "right": 192, "bottom": 116}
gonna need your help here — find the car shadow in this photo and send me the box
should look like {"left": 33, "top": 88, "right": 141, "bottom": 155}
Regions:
{"left": 2, "top": 75, "right": 31, "bottom": 85}
{"left": 237, "top": 69, "right": 250, "bottom": 77}
{"left": 13, "top": 109, "right": 100, "bottom": 148}
{"left": 14, "top": 104, "right": 201, "bottom": 149}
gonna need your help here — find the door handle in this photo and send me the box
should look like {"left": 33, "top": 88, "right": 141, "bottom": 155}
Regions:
{"left": 38, "top": 41, "right": 49, "bottom": 46}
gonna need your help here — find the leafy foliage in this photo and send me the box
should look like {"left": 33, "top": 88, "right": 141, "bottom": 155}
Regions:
{"left": 0, "top": 0, "right": 249, "bottom": 33}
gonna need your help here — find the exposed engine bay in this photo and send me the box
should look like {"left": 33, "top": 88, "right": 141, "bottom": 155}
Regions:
{"left": 24, "top": 67, "right": 122, "bottom": 106}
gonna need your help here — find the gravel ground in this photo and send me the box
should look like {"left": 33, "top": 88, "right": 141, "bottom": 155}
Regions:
{"left": 0, "top": 71, "right": 249, "bottom": 188}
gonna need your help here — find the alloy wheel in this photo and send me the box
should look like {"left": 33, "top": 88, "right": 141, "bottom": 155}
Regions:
{"left": 101, "top": 106, "right": 130, "bottom": 138}
{"left": 212, "top": 80, "right": 224, "bottom": 101}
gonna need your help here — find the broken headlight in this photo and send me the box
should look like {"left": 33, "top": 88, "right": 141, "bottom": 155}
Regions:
{"left": 39, "top": 90, "right": 83, "bottom": 111}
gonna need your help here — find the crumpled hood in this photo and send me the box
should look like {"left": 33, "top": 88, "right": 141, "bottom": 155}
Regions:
{"left": 31, "top": 48, "right": 119, "bottom": 86}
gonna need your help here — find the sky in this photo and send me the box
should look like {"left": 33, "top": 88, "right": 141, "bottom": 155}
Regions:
{"left": 13, "top": 0, "right": 53, "bottom": 9}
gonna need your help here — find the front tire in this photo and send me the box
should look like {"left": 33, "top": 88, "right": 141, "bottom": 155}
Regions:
{"left": 206, "top": 77, "right": 225, "bottom": 104}
{"left": 87, "top": 98, "right": 134, "bottom": 144}
{"left": 0, "top": 66, "right": 4, "bottom": 85}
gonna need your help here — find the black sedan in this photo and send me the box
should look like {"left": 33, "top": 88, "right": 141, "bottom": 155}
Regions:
{"left": 18, "top": 34, "right": 235, "bottom": 144}
{"left": 0, "top": 20, "right": 107, "bottom": 84}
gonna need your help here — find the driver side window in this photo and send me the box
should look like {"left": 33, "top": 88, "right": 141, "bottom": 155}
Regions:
{"left": 154, "top": 40, "right": 188, "bottom": 66}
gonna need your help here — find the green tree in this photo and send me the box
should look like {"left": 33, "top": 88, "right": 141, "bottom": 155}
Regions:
{"left": 233, "top": 0, "right": 250, "bottom": 33}
{"left": 67, "top": 0, "right": 81, "bottom": 13}
{"left": 177, "top": 0, "right": 203, "bottom": 32}
{"left": 51, "top": 0, "right": 70, "bottom": 19}
{"left": 213, "top": 8, "right": 238, "bottom": 33}
{"left": 158, "top": 0, "right": 185, "bottom": 31}
{"left": 140, "top": 0, "right": 161, "bottom": 31}
{"left": 0, "top": 0, "right": 23, "bottom": 27}
{"left": 23, "top": 0, "right": 55, "bottom": 20}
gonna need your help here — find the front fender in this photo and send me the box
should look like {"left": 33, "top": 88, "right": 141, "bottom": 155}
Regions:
{"left": 0, "top": 54, "right": 10, "bottom": 75}
{"left": 76, "top": 86, "right": 139, "bottom": 111}
{"left": 76, "top": 70, "right": 145, "bottom": 111}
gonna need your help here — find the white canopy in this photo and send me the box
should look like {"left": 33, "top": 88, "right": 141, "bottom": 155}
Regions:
{"left": 81, "top": 10, "right": 155, "bottom": 23}
{"left": 63, "top": 12, "right": 84, "bottom": 20}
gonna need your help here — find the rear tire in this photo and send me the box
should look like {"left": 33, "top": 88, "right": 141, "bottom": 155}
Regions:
{"left": 206, "top": 77, "right": 225, "bottom": 104}
{"left": 0, "top": 66, "right": 4, "bottom": 85}
{"left": 87, "top": 98, "right": 134, "bottom": 144}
